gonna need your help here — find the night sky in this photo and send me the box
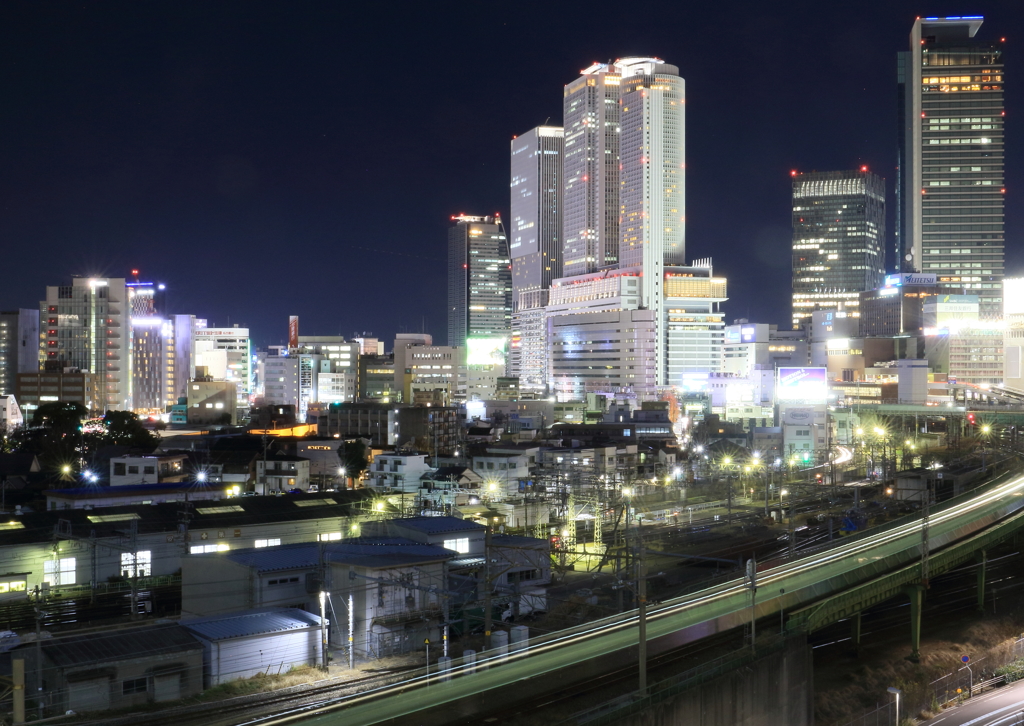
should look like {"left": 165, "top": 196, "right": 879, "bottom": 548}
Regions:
{"left": 2, "top": 1, "right": 1021, "bottom": 348}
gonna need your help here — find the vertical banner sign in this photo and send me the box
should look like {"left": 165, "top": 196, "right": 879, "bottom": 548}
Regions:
{"left": 288, "top": 316, "right": 299, "bottom": 348}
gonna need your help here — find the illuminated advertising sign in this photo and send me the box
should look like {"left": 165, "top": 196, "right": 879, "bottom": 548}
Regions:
{"left": 884, "top": 273, "right": 937, "bottom": 287}
{"left": 466, "top": 337, "right": 507, "bottom": 366}
{"left": 740, "top": 326, "right": 756, "bottom": 343}
{"left": 777, "top": 367, "right": 827, "bottom": 403}
{"left": 288, "top": 316, "right": 299, "bottom": 348}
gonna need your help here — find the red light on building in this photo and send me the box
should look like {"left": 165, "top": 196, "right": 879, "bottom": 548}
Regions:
{"left": 860, "top": 165, "right": 868, "bottom": 172}
{"left": 790, "top": 170, "right": 797, "bottom": 177}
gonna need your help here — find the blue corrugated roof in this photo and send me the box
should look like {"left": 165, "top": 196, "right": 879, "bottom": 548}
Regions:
{"left": 391, "top": 516, "right": 485, "bottom": 534}
{"left": 183, "top": 608, "right": 322, "bottom": 640}
{"left": 225, "top": 544, "right": 320, "bottom": 573}
{"left": 326, "top": 537, "right": 455, "bottom": 567}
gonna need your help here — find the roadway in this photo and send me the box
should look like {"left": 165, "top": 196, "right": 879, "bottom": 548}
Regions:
{"left": 920, "top": 680, "right": 1024, "bottom": 726}
{"left": 263, "top": 469, "right": 1024, "bottom": 726}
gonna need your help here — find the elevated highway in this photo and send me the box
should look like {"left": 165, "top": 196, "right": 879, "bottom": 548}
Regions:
{"left": 269, "top": 467, "right": 1024, "bottom": 726}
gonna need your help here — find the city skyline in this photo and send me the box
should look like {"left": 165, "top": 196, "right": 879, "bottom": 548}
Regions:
{"left": 1, "top": 2, "right": 1021, "bottom": 347}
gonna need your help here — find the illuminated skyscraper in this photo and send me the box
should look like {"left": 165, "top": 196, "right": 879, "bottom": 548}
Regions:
{"left": 447, "top": 215, "right": 512, "bottom": 348}
{"left": 791, "top": 169, "right": 886, "bottom": 328}
{"left": 510, "top": 126, "right": 563, "bottom": 391}
{"left": 40, "top": 277, "right": 132, "bottom": 412}
{"left": 562, "top": 63, "right": 622, "bottom": 276}
{"left": 898, "top": 16, "right": 1005, "bottom": 315}
{"left": 617, "top": 58, "right": 686, "bottom": 385}
{"left": 128, "top": 280, "right": 175, "bottom": 413}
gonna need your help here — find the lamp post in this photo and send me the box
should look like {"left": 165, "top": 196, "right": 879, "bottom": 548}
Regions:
{"left": 887, "top": 686, "right": 902, "bottom": 723}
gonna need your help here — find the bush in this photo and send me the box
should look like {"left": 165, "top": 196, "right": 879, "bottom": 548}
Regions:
{"left": 995, "top": 657, "right": 1024, "bottom": 683}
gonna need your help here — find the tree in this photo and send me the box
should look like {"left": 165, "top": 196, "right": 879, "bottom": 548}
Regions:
{"left": 103, "top": 411, "right": 158, "bottom": 449}
{"left": 31, "top": 402, "right": 87, "bottom": 434}
{"left": 342, "top": 440, "right": 368, "bottom": 480}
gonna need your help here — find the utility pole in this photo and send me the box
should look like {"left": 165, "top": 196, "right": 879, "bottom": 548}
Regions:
{"left": 637, "top": 535, "right": 647, "bottom": 694}
{"left": 129, "top": 518, "right": 139, "bottom": 620}
{"left": 33, "top": 591, "right": 43, "bottom": 720}
{"left": 318, "top": 541, "right": 328, "bottom": 670}
{"left": 483, "top": 525, "right": 493, "bottom": 650}
{"left": 921, "top": 478, "right": 931, "bottom": 588}
{"left": 746, "top": 558, "right": 757, "bottom": 652}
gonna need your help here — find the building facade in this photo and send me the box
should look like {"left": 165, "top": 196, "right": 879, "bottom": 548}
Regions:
{"left": 0, "top": 309, "right": 39, "bottom": 397}
{"left": 898, "top": 16, "right": 1004, "bottom": 315}
{"left": 193, "top": 327, "right": 252, "bottom": 414}
{"left": 562, "top": 63, "right": 622, "bottom": 276}
{"left": 447, "top": 215, "right": 512, "bottom": 348}
{"left": 618, "top": 58, "right": 686, "bottom": 385}
{"left": 510, "top": 126, "right": 563, "bottom": 390}
{"left": 791, "top": 169, "right": 886, "bottom": 328}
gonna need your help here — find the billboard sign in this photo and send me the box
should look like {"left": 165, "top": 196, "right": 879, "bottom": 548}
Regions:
{"left": 466, "top": 337, "right": 507, "bottom": 366}
{"left": 288, "top": 316, "right": 299, "bottom": 348}
{"left": 777, "top": 367, "right": 827, "bottom": 403}
{"left": 885, "top": 273, "right": 937, "bottom": 287}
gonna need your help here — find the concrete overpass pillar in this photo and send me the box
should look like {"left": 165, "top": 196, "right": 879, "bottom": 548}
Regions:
{"left": 904, "top": 584, "right": 924, "bottom": 662}
{"left": 977, "top": 550, "right": 987, "bottom": 613}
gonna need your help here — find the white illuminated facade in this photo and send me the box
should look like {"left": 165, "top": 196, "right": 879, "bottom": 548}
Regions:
{"left": 41, "top": 277, "right": 132, "bottom": 412}
{"left": 194, "top": 327, "right": 252, "bottom": 411}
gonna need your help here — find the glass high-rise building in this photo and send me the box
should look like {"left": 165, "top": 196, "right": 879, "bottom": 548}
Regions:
{"left": 510, "top": 126, "right": 563, "bottom": 392}
{"left": 791, "top": 169, "right": 886, "bottom": 328}
{"left": 898, "top": 16, "right": 1004, "bottom": 315}
{"left": 447, "top": 215, "right": 512, "bottom": 348}
{"left": 618, "top": 58, "right": 686, "bottom": 385}
{"left": 562, "top": 63, "right": 622, "bottom": 276}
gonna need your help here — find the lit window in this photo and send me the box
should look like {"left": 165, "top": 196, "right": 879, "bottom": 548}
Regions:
{"left": 318, "top": 532, "right": 341, "bottom": 541}
{"left": 443, "top": 538, "right": 470, "bottom": 554}
{"left": 255, "top": 538, "right": 281, "bottom": 548}
{"left": 190, "top": 544, "right": 229, "bottom": 554}
{"left": 120, "top": 551, "right": 152, "bottom": 577}
{"left": 43, "top": 557, "right": 76, "bottom": 586}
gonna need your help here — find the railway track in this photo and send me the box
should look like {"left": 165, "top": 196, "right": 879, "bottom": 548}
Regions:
{"left": 71, "top": 666, "right": 418, "bottom": 726}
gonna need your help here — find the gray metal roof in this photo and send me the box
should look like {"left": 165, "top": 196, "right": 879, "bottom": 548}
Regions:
{"left": 37, "top": 623, "right": 201, "bottom": 668}
{"left": 390, "top": 516, "right": 485, "bottom": 535}
{"left": 183, "top": 608, "right": 323, "bottom": 641}
{"left": 225, "top": 545, "right": 320, "bottom": 573}
{"left": 223, "top": 537, "right": 455, "bottom": 573}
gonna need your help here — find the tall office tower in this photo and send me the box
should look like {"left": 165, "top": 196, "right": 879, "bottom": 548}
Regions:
{"left": 898, "top": 17, "right": 1004, "bottom": 315}
{"left": 563, "top": 62, "right": 623, "bottom": 276}
{"left": 791, "top": 169, "right": 886, "bottom": 328}
{"left": 510, "top": 126, "right": 564, "bottom": 391}
{"left": 128, "top": 281, "right": 176, "bottom": 413}
{"left": 40, "top": 278, "right": 132, "bottom": 412}
{"left": 618, "top": 58, "right": 686, "bottom": 385}
{"left": 447, "top": 215, "right": 512, "bottom": 348}
{"left": 0, "top": 309, "right": 40, "bottom": 397}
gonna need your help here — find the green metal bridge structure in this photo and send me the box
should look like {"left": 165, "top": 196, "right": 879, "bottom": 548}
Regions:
{"left": 269, "top": 463, "right": 1024, "bottom": 726}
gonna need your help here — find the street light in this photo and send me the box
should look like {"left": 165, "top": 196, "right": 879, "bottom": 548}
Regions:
{"left": 887, "top": 686, "right": 902, "bottom": 723}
